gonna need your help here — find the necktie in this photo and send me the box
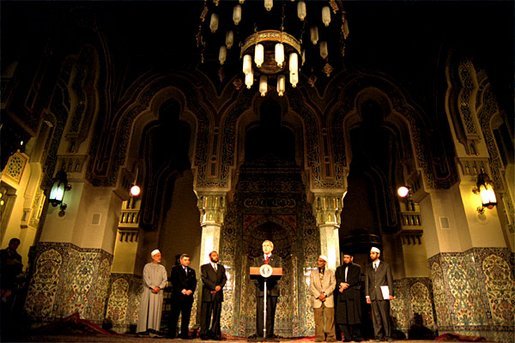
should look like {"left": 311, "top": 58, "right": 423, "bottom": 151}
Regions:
{"left": 264, "top": 255, "right": 270, "bottom": 264}
{"left": 345, "top": 266, "right": 348, "bottom": 282}
{"left": 373, "top": 263, "right": 377, "bottom": 271}
{"left": 213, "top": 263, "right": 217, "bottom": 271}
{"left": 184, "top": 267, "right": 188, "bottom": 275}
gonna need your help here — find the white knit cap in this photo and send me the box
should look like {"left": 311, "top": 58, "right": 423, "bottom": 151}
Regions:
{"left": 151, "top": 249, "right": 161, "bottom": 256}
{"left": 318, "top": 255, "right": 328, "bottom": 262}
{"left": 370, "top": 247, "right": 380, "bottom": 254}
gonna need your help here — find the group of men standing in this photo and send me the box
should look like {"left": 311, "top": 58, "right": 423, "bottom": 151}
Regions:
{"left": 310, "top": 247, "right": 394, "bottom": 342}
{"left": 137, "top": 250, "right": 226, "bottom": 340}
{"left": 136, "top": 244, "right": 394, "bottom": 342}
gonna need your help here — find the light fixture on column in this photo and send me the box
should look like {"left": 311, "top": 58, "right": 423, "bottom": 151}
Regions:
{"left": 130, "top": 184, "right": 141, "bottom": 197}
{"left": 129, "top": 167, "right": 141, "bottom": 197}
{"left": 397, "top": 186, "right": 410, "bottom": 198}
{"left": 472, "top": 169, "right": 497, "bottom": 215}
{"left": 397, "top": 185, "right": 416, "bottom": 211}
{"left": 197, "top": 0, "right": 350, "bottom": 96}
{"left": 49, "top": 169, "right": 71, "bottom": 217}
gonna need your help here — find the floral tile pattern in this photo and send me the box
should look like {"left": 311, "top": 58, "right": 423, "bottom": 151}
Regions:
{"left": 428, "top": 248, "right": 513, "bottom": 342}
{"left": 25, "top": 242, "right": 113, "bottom": 322}
{"left": 390, "top": 278, "right": 435, "bottom": 333}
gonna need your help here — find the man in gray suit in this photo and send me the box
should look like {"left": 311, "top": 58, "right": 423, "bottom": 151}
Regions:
{"left": 365, "top": 247, "right": 394, "bottom": 342}
{"left": 200, "top": 251, "right": 227, "bottom": 340}
{"left": 310, "top": 255, "right": 337, "bottom": 342}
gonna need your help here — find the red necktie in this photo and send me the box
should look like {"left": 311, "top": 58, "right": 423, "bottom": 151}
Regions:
{"left": 264, "top": 256, "right": 270, "bottom": 264}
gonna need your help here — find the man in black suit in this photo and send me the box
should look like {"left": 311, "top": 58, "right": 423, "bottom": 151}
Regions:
{"left": 365, "top": 247, "right": 394, "bottom": 342}
{"left": 251, "top": 240, "right": 281, "bottom": 340}
{"left": 169, "top": 253, "right": 197, "bottom": 339}
{"left": 200, "top": 251, "right": 227, "bottom": 340}
{"left": 335, "top": 252, "right": 363, "bottom": 342}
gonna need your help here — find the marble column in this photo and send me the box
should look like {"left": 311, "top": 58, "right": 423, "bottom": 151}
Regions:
{"left": 312, "top": 193, "right": 343, "bottom": 270}
{"left": 196, "top": 192, "right": 226, "bottom": 265}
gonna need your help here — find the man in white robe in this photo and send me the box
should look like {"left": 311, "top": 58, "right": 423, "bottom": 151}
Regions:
{"left": 137, "top": 249, "right": 168, "bottom": 336}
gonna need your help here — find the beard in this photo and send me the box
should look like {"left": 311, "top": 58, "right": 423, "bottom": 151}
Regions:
{"left": 210, "top": 257, "right": 219, "bottom": 263}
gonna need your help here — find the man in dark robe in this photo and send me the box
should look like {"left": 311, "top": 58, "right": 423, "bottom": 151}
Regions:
{"left": 335, "top": 253, "right": 363, "bottom": 342}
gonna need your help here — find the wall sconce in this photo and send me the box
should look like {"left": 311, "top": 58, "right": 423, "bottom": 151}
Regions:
{"left": 130, "top": 184, "right": 141, "bottom": 197}
{"left": 397, "top": 186, "right": 410, "bottom": 198}
{"left": 472, "top": 169, "right": 497, "bottom": 214}
{"left": 129, "top": 166, "right": 141, "bottom": 197}
{"left": 49, "top": 169, "right": 72, "bottom": 217}
{"left": 397, "top": 186, "right": 416, "bottom": 211}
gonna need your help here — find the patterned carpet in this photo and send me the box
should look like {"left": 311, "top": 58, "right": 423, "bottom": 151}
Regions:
{"left": 4, "top": 336, "right": 439, "bottom": 343}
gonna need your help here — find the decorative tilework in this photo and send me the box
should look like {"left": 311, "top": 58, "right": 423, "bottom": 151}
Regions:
{"left": 430, "top": 259, "right": 452, "bottom": 327}
{"left": 428, "top": 248, "right": 513, "bottom": 342}
{"left": 219, "top": 168, "right": 319, "bottom": 338}
{"left": 25, "top": 249, "right": 62, "bottom": 319}
{"left": 481, "top": 254, "right": 512, "bottom": 325}
{"left": 106, "top": 273, "right": 141, "bottom": 332}
{"left": 390, "top": 278, "right": 435, "bottom": 334}
{"left": 24, "top": 242, "right": 113, "bottom": 322}
{"left": 409, "top": 281, "right": 435, "bottom": 329}
{"left": 106, "top": 277, "right": 129, "bottom": 323}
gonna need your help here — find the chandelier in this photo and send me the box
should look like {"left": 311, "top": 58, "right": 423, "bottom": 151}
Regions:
{"left": 197, "top": 0, "right": 350, "bottom": 96}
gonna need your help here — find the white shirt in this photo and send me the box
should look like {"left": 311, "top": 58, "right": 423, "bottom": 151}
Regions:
{"left": 211, "top": 262, "right": 218, "bottom": 271}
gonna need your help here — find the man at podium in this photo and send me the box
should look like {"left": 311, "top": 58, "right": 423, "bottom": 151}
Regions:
{"left": 250, "top": 240, "right": 282, "bottom": 340}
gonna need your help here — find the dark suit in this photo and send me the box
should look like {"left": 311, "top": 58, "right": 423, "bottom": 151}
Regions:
{"left": 200, "top": 262, "right": 227, "bottom": 339}
{"left": 253, "top": 254, "right": 281, "bottom": 338}
{"left": 335, "top": 262, "right": 362, "bottom": 341}
{"left": 365, "top": 260, "right": 393, "bottom": 340}
{"left": 169, "top": 264, "right": 197, "bottom": 338}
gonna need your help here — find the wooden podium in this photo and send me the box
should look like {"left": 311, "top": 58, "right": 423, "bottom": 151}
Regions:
{"left": 250, "top": 265, "right": 282, "bottom": 339}
{"left": 249, "top": 266, "right": 283, "bottom": 277}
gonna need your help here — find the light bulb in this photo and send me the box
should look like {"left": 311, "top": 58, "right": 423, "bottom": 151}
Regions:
{"left": 264, "top": 0, "right": 273, "bottom": 11}
{"left": 322, "top": 6, "right": 331, "bottom": 27}
{"left": 243, "top": 54, "right": 252, "bottom": 74}
{"left": 297, "top": 1, "right": 306, "bottom": 21}
{"left": 219, "top": 46, "right": 227, "bottom": 65}
{"left": 225, "top": 31, "right": 234, "bottom": 49}
{"left": 276, "top": 75, "right": 286, "bottom": 96}
{"left": 245, "top": 72, "right": 254, "bottom": 89}
{"left": 259, "top": 75, "right": 268, "bottom": 96}
{"left": 275, "top": 43, "right": 285, "bottom": 68}
{"left": 255, "top": 43, "right": 264, "bottom": 68}
{"left": 320, "top": 41, "right": 328, "bottom": 59}
{"left": 310, "top": 26, "right": 319, "bottom": 45}
{"left": 210, "top": 13, "right": 219, "bottom": 33}
{"left": 130, "top": 185, "right": 141, "bottom": 197}
{"left": 233, "top": 5, "right": 242, "bottom": 25}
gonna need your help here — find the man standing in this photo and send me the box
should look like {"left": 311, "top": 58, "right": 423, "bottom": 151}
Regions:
{"left": 0, "top": 238, "right": 23, "bottom": 302}
{"left": 335, "top": 253, "right": 363, "bottom": 342}
{"left": 169, "top": 253, "right": 197, "bottom": 339}
{"left": 137, "top": 249, "right": 168, "bottom": 337}
{"left": 0, "top": 238, "right": 23, "bottom": 335}
{"left": 365, "top": 247, "right": 394, "bottom": 342}
{"left": 200, "top": 251, "right": 227, "bottom": 340}
{"left": 252, "top": 240, "right": 281, "bottom": 340}
{"left": 310, "top": 255, "right": 337, "bottom": 342}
